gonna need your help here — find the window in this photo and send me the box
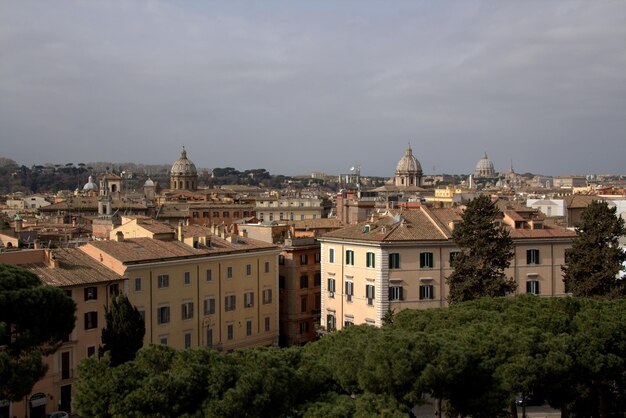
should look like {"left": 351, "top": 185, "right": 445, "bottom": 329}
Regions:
{"left": 300, "top": 254, "right": 308, "bottom": 265}
{"left": 365, "top": 284, "right": 375, "bottom": 305}
{"left": 223, "top": 211, "right": 229, "bottom": 218}
{"left": 299, "top": 321, "right": 309, "bottom": 334}
{"left": 203, "top": 211, "right": 209, "bottom": 218}
{"left": 314, "top": 272, "right": 321, "bottom": 287}
{"left": 138, "top": 309, "right": 145, "bottom": 323}
{"left": 227, "top": 266, "right": 233, "bottom": 279}
{"left": 206, "top": 269, "right": 212, "bottom": 282}
{"left": 84, "top": 311, "right": 98, "bottom": 330}
{"left": 329, "top": 248, "right": 335, "bottom": 263}
{"left": 192, "top": 211, "right": 199, "bottom": 218}
{"left": 279, "top": 255, "right": 285, "bottom": 265}
{"left": 389, "top": 253, "right": 400, "bottom": 269}
{"left": 206, "top": 327, "right": 213, "bottom": 347}
{"left": 87, "top": 346, "right": 96, "bottom": 357}
{"left": 84, "top": 286, "right": 97, "bottom": 301}
{"left": 158, "top": 274, "right": 169, "bottom": 288}
{"left": 314, "top": 252, "right": 320, "bottom": 263}
{"left": 227, "top": 324, "right": 234, "bottom": 340}
{"left": 262, "top": 289, "right": 272, "bottom": 304}
{"left": 301, "top": 296, "right": 308, "bottom": 313}
{"left": 109, "top": 283, "right": 120, "bottom": 296}
{"left": 160, "top": 335, "right": 168, "bottom": 346}
{"left": 345, "top": 250, "right": 354, "bottom": 265}
{"left": 212, "top": 211, "right": 219, "bottom": 218}
{"left": 527, "top": 280, "right": 540, "bottom": 295}
{"left": 389, "top": 286, "right": 404, "bottom": 301}
{"left": 366, "top": 252, "right": 375, "bottom": 268}
{"left": 527, "top": 249, "right": 540, "bottom": 265}
{"left": 264, "top": 316, "right": 271, "bottom": 332}
{"left": 344, "top": 320, "right": 353, "bottom": 328}
{"left": 225, "top": 295, "right": 236, "bottom": 312}
{"left": 279, "top": 275, "right": 285, "bottom": 289}
{"left": 420, "top": 252, "right": 434, "bottom": 268}
{"left": 234, "top": 211, "right": 240, "bottom": 218}
{"left": 345, "top": 281, "right": 354, "bottom": 302}
{"left": 184, "top": 331, "right": 192, "bottom": 349}
{"left": 246, "top": 319, "right": 253, "bottom": 336}
{"left": 264, "top": 261, "right": 270, "bottom": 273}
{"left": 246, "top": 264, "right": 252, "bottom": 276}
{"left": 449, "top": 251, "right": 461, "bottom": 265}
{"left": 64, "top": 289, "right": 72, "bottom": 298}
{"left": 204, "top": 297, "right": 215, "bottom": 315}
{"left": 181, "top": 301, "right": 194, "bottom": 320}
{"left": 157, "top": 306, "right": 170, "bottom": 324}
{"left": 326, "top": 314, "right": 336, "bottom": 332}
{"left": 244, "top": 291, "right": 254, "bottom": 308}
{"left": 328, "top": 278, "right": 336, "bottom": 297}
{"left": 184, "top": 271, "right": 191, "bottom": 285}
{"left": 419, "top": 284, "right": 434, "bottom": 300}
{"left": 300, "top": 275, "right": 309, "bottom": 289}
{"left": 134, "top": 277, "right": 142, "bottom": 292}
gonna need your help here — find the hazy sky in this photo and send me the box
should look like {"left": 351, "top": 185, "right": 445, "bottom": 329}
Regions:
{"left": 1, "top": 1, "right": 625, "bottom": 177}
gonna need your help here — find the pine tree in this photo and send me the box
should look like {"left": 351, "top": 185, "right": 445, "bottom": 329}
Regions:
{"left": 100, "top": 294, "right": 145, "bottom": 366}
{"left": 562, "top": 200, "right": 626, "bottom": 297}
{"left": 447, "top": 195, "right": 516, "bottom": 303}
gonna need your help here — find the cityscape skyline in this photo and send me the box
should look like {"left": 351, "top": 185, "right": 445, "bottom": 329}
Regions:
{"left": 1, "top": 1, "right": 625, "bottom": 177}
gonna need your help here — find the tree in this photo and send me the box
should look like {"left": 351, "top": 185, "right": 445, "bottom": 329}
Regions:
{"left": 100, "top": 295, "right": 145, "bottom": 367}
{"left": 562, "top": 200, "right": 626, "bottom": 297}
{"left": 0, "top": 264, "right": 76, "bottom": 401}
{"left": 446, "top": 195, "right": 516, "bottom": 303}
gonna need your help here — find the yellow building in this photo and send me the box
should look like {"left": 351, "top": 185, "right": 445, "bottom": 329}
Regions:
{"left": 81, "top": 228, "right": 281, "bottom": 351}
{"left": 318, "top": 205, "right": 575, "bottom": 331}
{"left": 0, "top": 248, "right": 123, "bottom": 418}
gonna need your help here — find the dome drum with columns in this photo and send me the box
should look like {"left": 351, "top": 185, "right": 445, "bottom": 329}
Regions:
{"left": 474, "top": 152, "right": 496, "bottom": 178}
{"left": 394, "top": 145, "right": 423, "bottom": 187}
{"left": 170, "top": 147, "right": 198, "bottom": 191}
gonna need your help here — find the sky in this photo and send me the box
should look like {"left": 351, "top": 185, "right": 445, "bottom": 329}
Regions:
{"left": 1, "top": 1, "right": 625, "bottom": 177}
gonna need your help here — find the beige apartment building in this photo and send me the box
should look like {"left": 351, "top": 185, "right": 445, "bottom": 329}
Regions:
{"left": 0, "top": 248, "right": 123, "bottom": 418}
{"left": 256, "top": 197, "right": 323, "bottom": 222}
{"left": 82, "top": 228, "right": 281, "bottom": 351}
{"left": 318, "top": 205, "right": 575, "bottom": 331}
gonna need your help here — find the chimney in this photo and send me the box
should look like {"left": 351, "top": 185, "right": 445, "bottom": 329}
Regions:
{"left": 14, "top": 215, "right": 23, "bottom": 232}
{"left": 115, "top": 231, "right": 124, "bottom": 242}
{"left": 177, "top": 222, "right": 184, "bottom": 242}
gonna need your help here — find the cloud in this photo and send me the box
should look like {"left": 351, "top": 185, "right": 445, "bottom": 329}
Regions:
{"left": 0, "top": 0, "right": 625, "bottom": 176}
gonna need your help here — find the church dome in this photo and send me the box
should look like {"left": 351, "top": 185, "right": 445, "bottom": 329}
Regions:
{"left": 83, "top": 175, "right": 99, "bottom": 191}
{"left": 144, "top": 177, "right": 155, "bottom": 187}
{"left": 475, "top": 152, "right": 495, "bottom": 178}
{"left": 395, "top": 146, "right": 422, "bottom": 175}
{"left": 171, "top": 147, "right": 197, "bottom": 176}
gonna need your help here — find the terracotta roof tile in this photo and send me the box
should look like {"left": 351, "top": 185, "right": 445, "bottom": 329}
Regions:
{"left": 22, "top": 248, "right": 122, "bottom": 287}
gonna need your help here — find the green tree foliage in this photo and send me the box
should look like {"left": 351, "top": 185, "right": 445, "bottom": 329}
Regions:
{"left": 0, "top": 264, "right": 76, "bottom": 401}
{"left": 447, "top": 195, "right": 516, "bottom": 303}
{"left": 101, "top": 295, "right": 146, "bottom": 367}
{"left": 562, "top": 200, "right": 626, "bottom": 297}
{"left": 75, "top": 296, "right": 626, "bottom": 418}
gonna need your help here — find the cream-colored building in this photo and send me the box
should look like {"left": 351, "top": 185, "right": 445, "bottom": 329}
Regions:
{"left": 318, "top": 205, "right": 575, "bottom": 331}
{"left": 256, "top": 197, "right": 323, "bottom": 222}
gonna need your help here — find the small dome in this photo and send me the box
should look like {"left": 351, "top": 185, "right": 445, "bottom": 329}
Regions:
{"left": 83, "top": 175, "right": 99, "bottom": 191}
{"left": 395, "top": 146, "right": 422, "bottom": 175}
{"left": 144, "top": 177, "right": 155, "bottom": 187}
{"left": 171, "top": 147, "right": 197, "bottom": 176}
{"left": 475, "top": 152, "right": 495, "bottom": 178}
